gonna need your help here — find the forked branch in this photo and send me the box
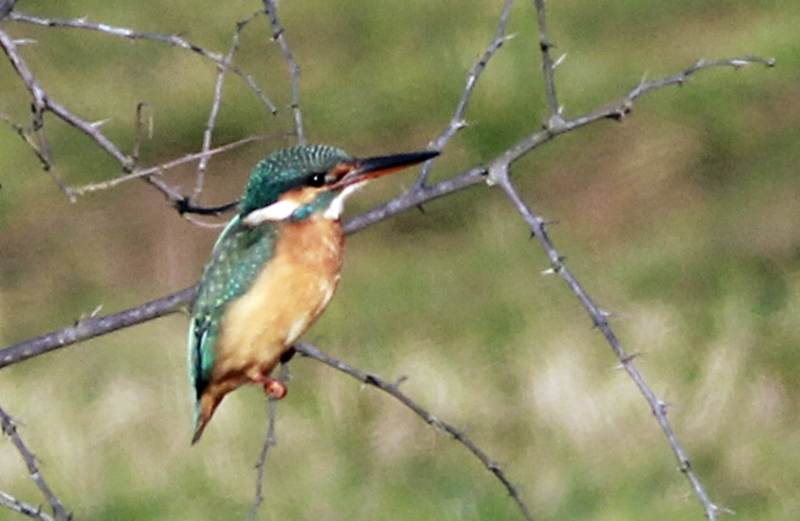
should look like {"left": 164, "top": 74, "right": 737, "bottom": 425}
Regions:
{"left": 0, "top": 1, "right": 776, "bottom": 520}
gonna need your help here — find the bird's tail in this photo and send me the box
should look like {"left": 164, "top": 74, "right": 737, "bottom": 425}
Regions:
{"left": 191, "top": 392, "right": 222, "bottom": 444}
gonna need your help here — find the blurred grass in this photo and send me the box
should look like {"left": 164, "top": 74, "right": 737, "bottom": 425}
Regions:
{"left": 1, "top": 0, "right": 799, "bottom": 520}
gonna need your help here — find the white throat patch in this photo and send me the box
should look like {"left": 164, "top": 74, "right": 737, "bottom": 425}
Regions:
{"left": 242, "top": 181, "right": 367, "bottom": 226}
{"left": 242, "top": 199, "right": 300, "bottom": 227}
{"left": 324, "top": 182, "right": 366, "bottom": 220}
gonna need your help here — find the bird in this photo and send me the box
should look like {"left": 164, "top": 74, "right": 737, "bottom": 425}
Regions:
{"left": 188, "top": 144, "right": 438, "bottom": 443}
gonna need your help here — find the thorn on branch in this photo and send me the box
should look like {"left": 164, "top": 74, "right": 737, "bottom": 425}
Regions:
{"left": 89, "top": 118, "right": 110, "bottom": 128}
{"left": 591, "top": 308, "right": 611, "bottom": 328}
{"left": 616, "top": 352, "right": 641, "bottom": 368}
{"left": 426, "top": 414, "right": 442, "bottom": 427}
{"left": 73, "top": 305, "right": 103, "bottom": 327}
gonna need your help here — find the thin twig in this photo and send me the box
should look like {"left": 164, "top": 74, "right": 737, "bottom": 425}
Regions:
{"left": 247, "top": 398, "right": 279, "bottom": 521}
{"left": 616, "top": 56, "right": 776, "bottom": 118}
{"left": 69, "top": 135, "right": 272, "bottom": 197}
{"left": 0, "top": 26, "right": 133, "bottom": 176}
{"left": 415, "top": 0, "right": 515, "bottom": 188}
{"left": 0, "top": 490, "right": 56, "bottom": 521}
{"left": 194, "top": 13, "right": 259, "bottom": 200}
{"left": 263, "top": 0, "right": 305, "bottom": 144}
{"left": 0, "top": 402, "right": 70, "bottom": 520}
{"left": 7, "top": 11, "right": 277, "bottom": 112}
{"left": 294, "top": 343, "right": 535, "bottom": 521}
{"left": 0, "top": 24, "right": 281, "bottom": 208}
{"left": 132, "top": 102, "right": 153, "bottom": 166}
{"left": 532, "top": 0, "right": 563, "bottom": 126}
{"left": 0, "top": 111, "right": 52, "bottom": 170}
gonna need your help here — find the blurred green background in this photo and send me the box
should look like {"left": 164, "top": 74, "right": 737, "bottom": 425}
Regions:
{"left": 1, "top": 0, "right": 799, "bottom": 520}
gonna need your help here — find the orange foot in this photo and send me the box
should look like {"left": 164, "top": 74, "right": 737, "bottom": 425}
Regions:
{"left": 248, "top": 374, "right": 288, "bottom": 400}
{"left": 264, "top": 378, "right": 287, "bottom": 400}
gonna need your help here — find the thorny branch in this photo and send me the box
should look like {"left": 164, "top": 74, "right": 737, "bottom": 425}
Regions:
{"left": 69, "top": 135, "right": 273, "bottom": 198}
{"left": 263, "top": 0, "right": 305, "bottom": 144}
{"left": 415, "top": 0, "right": 514, "bottom": 188}
{"left": 496, "top": 168, "right": 719, "bottom": 520}
{"left": 246, "top": 398, "right": 279, "bottom": 521}
{"left": 0, "top": 52, "right": 773, "bottom": 521}
{"left": 531, "top": 0, "right": 564, "bottom": 127}
{"left": 0, "top": 11, "right": 279, "bottom": 210}
{"left": 0, "top": 403, "right": 69, "bottom": 521}
{"left": 0, "top": 1, "right": 776, "bottom": 520}
{"left": 0, "top": 490, "right": 56, "bottom": 521}
{"left": 6, "top": 11, "right": 277, "bottom": 112}
{"left": 294, "top": 343, "right": 536, "bottom": 521}
{"left": 193, "top": 13, "right": 258, "bottom": 201}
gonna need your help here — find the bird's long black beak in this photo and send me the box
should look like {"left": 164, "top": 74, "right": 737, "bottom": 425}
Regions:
{"left": 341, "top": 149, "right": 439, "bottom": 186}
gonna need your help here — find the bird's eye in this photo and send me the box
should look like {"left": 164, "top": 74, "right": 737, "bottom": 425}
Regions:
{"left": 307, "top": 172, "right": 326, "bottom": 187}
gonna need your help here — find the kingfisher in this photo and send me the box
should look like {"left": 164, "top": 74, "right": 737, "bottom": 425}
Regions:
{"left": 188, "top": 144, "right": 438, "bottom": 443}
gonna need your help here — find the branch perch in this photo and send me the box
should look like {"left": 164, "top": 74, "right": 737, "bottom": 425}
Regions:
{"left": 0, "top": 1, "right": 777, "bottom": 519}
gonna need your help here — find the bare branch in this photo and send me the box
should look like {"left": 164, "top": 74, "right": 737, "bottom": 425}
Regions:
{"left": 69, "top": 135, "right": 271, "bottom": 198}
{"left": 294, "top": 343, "right": 536, "bottom": 521}
{"left": 347, "top": 56, "right": 773, "bottom": 238}
{"left": 415, "top": 0, "right": 515, "bottom": 187}
{"left": 194, "top": 13, "right": 260, "bottom": 201}
{"left": 6, "top": 11, "right": 277, "bottom": 112}
{"left": 532, "top": 0, "right": 563, "bottom": 126}
{"left": 263, "top": 0, "right": 305, "bottom": 144}
{"left": 0, "top": 26, "right": 134, "bottom": 179}
{"left": 0, "top": 111, "right": 52, "bottom": 170}
{"left": 0, "top": 490, "right": 56, "bottom": 521}
{"left": 486, "top": 54, "right": 773, "bottom": 186}
{"left": 0, "top": 403, "right": 70, "bottom": 521}
{"left": 131, "top": 102, "right": 152, "bottom": 165}
{"left": 1, "top": 20, "right": 283, "bottom": 211}
{"left": 490, "top": 168, "right": 722, "bottom": 520}
{"left": 0, "top": 54, "right": 772, "bottom": 369}
{"left": 625, "top": 55, "right": 776, "bottom": 107}
{"left": 0, "top": 287, "right": 195, "bottom": 370}
{"left": 247, "top": 398, "right": 279, "bottom": 521}
{"left": 0, "top": 48, "right": 771, "bottom": 369}
{"left": 0, "top": 12, "right": 774, "bottom": 515}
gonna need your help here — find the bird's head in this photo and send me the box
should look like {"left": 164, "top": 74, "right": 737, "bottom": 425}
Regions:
{"left": 239, "top": 145, "right": 438, "bottom": 226}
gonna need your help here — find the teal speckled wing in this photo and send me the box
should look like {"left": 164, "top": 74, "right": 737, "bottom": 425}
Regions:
{"left": 188, "top": 215, "right": 278, "bottom": 418}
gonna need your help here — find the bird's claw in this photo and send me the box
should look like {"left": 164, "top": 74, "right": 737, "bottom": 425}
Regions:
{"left": 263, "top": 378, "right": 288, "bottom": 400}
{"left": 247, "top": 373, "right": 288, "bottom": 400}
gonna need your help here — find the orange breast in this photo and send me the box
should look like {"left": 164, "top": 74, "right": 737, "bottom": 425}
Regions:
{"left": 211, "top": 216, "right": 344, "bottom": 387}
